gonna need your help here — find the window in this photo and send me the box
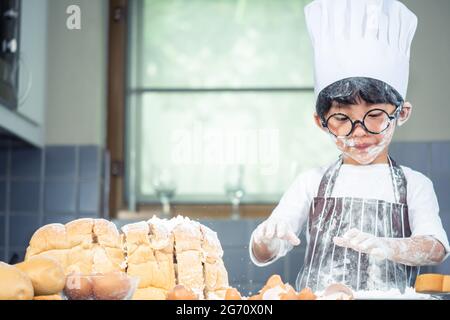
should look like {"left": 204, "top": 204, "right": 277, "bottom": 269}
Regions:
{"left": 126, "top": 0, "right": 339, "bottom": 209}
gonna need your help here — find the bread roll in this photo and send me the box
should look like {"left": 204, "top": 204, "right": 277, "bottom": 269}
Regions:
{"left": 66, "top": 218, "right": 94, "bottom": 248}
{"left": 166, "top": 285, "right": 198, "bottom": 300}
{"left": 93, "top": 219, "right": 122, "bottom": 248}
{"left": 415, "top": 273, "right": 443, "bottom": 293}
{"left": 173, "top": 220, "right": 205, "bottom": 299}
{"left": 33, "top": 294, "right": 63, "bottom": 300}
{"left": 297, "top": 287, "right": 317, "bottom": 300}
{"left": 201, "top": 224, "right": 228, "bottom": 299}
{"left": 225, "top": 287, "right": 242, "bottom": 300}
{"left": 15, "top": 256, "right": 66, "bottom": 296}
{"left": 25, "top": 224, "right": 70, "bottom": 270}
{"left": 280, "top": 285, "right": 299, "bottom": 300}
{"left": 25, "top": 215, "right": 231, "bottom": 300}
{"left": 176, "top": 251, "right": 204, "bottom": 298}
{"left": 0, "top": 262, "right": 34, "bottom": 300}
{"left": 26, "top": 218, "right": 125, "bottom": 277}
{"left": 206, "top": 289, "right": 227, "bottom": 300}
{"left": 133, "top": 287, "right": 168, "bottom": 300}
{"left": 91, "top": 272, "right": 132, "bottom": 300}
{"left": 26, "top": 224, "right": 70, "bottom": 257}
{"left": 123, "top": 219, "right": 176, "bottom": 299}
{"left": 442, "top": 275, "right": 450, "bottom": 293}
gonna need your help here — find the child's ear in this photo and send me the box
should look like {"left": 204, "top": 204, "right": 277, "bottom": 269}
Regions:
{"left": 313, "top": 113, "right": 326, "bottom": 131}
{"left": 397, "top": 102, "right": 412, "bottom": 127}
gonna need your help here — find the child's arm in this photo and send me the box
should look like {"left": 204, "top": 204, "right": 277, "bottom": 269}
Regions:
{"left": 334, "top": 228, "right": 446, "bottom": 266}
{"left": 249, "top": 168, "right": 319, "bottom": 266}
{"left": 250, "top": 218, "right": 301, "bottom": 265}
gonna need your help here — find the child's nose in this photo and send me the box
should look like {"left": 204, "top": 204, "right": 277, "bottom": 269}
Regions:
{"left": 352, "top": 122, "right": 367, "bottom": 137}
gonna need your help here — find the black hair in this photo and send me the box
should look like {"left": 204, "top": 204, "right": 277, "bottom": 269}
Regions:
{"left": 316, "top": 77, "right": 404, "bottom": 120}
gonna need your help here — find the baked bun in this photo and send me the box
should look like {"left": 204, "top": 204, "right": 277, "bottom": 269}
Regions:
{"left": 33, "top": 294, "right": 63, "bottom": 300}
{"left": 225, "top": 287, "right": 242, "bottom": 300}
{"left": 0, "top": 262, "right": 34, "bottom": 300}
{"left": 297, "top": 287, "right": 317, "bottom": 300}
{"left": 166, "top": 285, "right": 198, "bottom": 300}
{"left": 26, "top": 219, "right": 125, "bottom": 277}
{"left": 265, "top": 274, "right": 283, "bottom": 288}
{"left": 415, "top": 274, "right": 443, "bottom": 293}
{"left": 247, "top": 293, "right": 262, "bottom": 300}
{"left": 15, "top": 256, "right": 65, "bottom": 296}
{"left": 25, "top": 215, "right": 230, "bottom": 300}
{"left": 91, "top": 272, "right": 133, "bottom": 300}
{"left": 443, "top": 275, "right": 450, "bottom": 293}
{"left": 280, "top": 285, "right": 299, "bottom": 300}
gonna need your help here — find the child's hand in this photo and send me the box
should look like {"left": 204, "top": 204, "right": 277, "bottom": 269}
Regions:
{"left": 333, "top": 228, "right": 392, "bottom": 260}
{"left": 333, "top": 228, "right": 446, "bottom": 266}
{"left": 253, "top": 218, "right": 301, "bottom": 248}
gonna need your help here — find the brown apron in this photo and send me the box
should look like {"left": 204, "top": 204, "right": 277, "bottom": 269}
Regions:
{"left": 296, "top": 156, "right": 419, "bottom": 293}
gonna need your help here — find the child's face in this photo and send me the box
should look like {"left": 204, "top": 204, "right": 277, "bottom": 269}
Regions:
{"left": 314, "top": 98, "right": 412, "bottom": 165}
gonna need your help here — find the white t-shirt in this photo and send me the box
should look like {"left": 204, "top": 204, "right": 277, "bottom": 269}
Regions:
{"left": 250, "top": 162, "right": 450, "bottom": 266}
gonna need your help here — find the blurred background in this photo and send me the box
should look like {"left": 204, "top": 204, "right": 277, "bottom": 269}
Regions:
{"left": 0, "top": 0, "right": 449, "bottom": 295}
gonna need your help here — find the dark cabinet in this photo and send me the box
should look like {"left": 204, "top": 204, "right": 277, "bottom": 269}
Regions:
{"left": 0, "top": 0, "right": 47, "bottom": 147}
{"left": 0, "top": 0, "right": 21, "bottom": 110}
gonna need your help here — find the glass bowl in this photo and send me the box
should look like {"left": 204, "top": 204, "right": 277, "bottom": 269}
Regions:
{"left": 62, "top": 272, "right": 139, "bottom": 300}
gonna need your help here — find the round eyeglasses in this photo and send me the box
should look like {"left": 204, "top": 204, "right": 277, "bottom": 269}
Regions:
{"left": 322, "top": 107, "right": 401, "bottom": 138}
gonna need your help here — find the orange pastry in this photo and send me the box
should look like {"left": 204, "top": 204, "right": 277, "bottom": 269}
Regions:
{"left": 443, "top": 275, "right": 450, "bottom": 293}
{"left": 280, "top": 285, "right": 298, "bottom": 300}
{"left": 265, "top": 274, "right": 284, "bottom": 289}
{"left": 415, "top": 274, "right": 443, "bottom": 293}
{"left": 297, "top": 287, "right": 317, "bottom": 300}
{"left": 91, "top": 272, "right": 132, "bottom": 300}
{"left": 166, "top": 285, "right": 198, "bottom": 300}
{"left": 225, "top": 287, "right": 242, "bottom": 300}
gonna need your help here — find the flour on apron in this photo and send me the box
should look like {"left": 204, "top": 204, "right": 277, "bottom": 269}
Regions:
{"left": 296, "top": 156, "right": 419, "bottom": 292}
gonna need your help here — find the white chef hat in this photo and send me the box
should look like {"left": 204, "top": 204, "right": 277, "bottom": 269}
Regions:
{"left": 305, "top": 0, "right": 418, "bottom": 99}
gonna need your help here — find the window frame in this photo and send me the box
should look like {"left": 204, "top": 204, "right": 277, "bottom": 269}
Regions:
{"left": 107, "top": 0, "right": 316, "bottom": 218}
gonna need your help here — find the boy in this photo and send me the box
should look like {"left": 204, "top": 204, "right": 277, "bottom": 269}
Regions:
{"left": 249, "top": 0, "right": 449, "bottom": 293}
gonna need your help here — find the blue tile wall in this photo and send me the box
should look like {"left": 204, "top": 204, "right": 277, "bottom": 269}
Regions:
{"left": 44, "top": 181, "right": 77, "bottom": 214}
{"left": 79, "top": 180, "right": 100, "bottom": 213}
{"left": 287, "top": 247, "right": 306, "bottom": 284}
{"left": 11, "top": 148, "right": 42, "bottom": 178}
{"left": 0, "top": 150, "right": 7, "bottom": 178}
{"left": 250, "top": 257, "right": 286, "bottom": 283}
{"left": 44, "top": 214, "right": 78, "bottom": 225}
{"left": 432, "top": 176, "right": 450, "bottom": 211}
{"left": 80, "top": 146, "right": 101, "bottom": 179}
{"left": 430, "top": 142, "right": 450, "bottom": 211}
{"left": 0, "top": 145, "right": 107, "bottom": 263}
{"left": 0, "top": 180, "right": 6, "bottom": 212}
{"left": 431, "top": 142, "right": 450, "bottom": 176}
{"left": 201, "top": 219, "right": 253, "bottom": 247}
{"left": 223, "top": 247, "right": 251, "bottom": 284}
{"left": 9, "top": 215, "right": 40, "bottom": 246}
{"left": 10, "top": 181, "right": 41, "bottom": 213}
{"left": 8, "top": 247, "right": 26, "bottom": 264}
{"left": 0, "top": 215, "right": 5, "bottom": 246}
{"left": 45, "top": 146, "right": 77, "bottom": 179}
{"left": 390, "top": 142, "right": 432, "bottom": 176}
